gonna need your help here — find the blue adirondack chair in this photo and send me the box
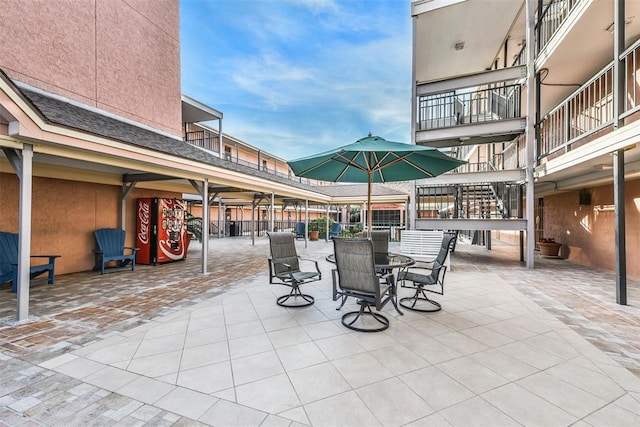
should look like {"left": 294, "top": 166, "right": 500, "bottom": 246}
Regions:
{"left": 94, "top": 228, "right": 139, "bottom": 275}
{"left": 329, "top": 223, "right": 342, "bottom": 239}
{"left": 0, "top": 231, "right": 60, "bottom": 293}
{"left": 295, "top": 222, "right": 306, "bottom": 240}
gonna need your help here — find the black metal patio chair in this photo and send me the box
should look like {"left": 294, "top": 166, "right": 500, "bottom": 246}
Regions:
{"left": 332, "top": 238, "right": 397, "bottom": 332}
{"left": 397, "top": 233, "right": 456, "bottom": 312}
{"left": 267, "top": 231, "right": 321, "bottom": 307}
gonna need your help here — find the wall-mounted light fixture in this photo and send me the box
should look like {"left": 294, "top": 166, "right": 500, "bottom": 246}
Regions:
{"left": 454, "top": 41, "right": 465, "bottom": 51}
{"left": 579, "top": 189, "right": 592, "bottom": 205}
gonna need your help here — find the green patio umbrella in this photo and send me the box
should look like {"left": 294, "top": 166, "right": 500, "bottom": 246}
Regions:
{"left": 287, "top": 134, "right": 466, "bottom": 234}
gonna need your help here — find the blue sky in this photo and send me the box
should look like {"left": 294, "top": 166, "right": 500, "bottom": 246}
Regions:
{"left": 180, "top": 0, "right": 413, "bottom": 160}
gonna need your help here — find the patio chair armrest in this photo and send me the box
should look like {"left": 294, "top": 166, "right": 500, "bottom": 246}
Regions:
{"left": 380, "top": 272, "right": 395, "bottom": 282}
{"left": 402, "top": 263, "right": 434, "bottom": 275}
{"left": 272, "top": 261, "right": 293, "bottom": 270}
{"left": 331, "top": 268, "right": 341, "bottom": 301}
{"left": 124, "top": 246, "right": 139, "bottom": 252}
{"left": 413, "top": 258, "right": 435, "bottom": 267}
{"left": 299, "top": 257, "right": 321, "bottom": 275}
{"left": 380, "top": 272, "right": 395, "bottom": 291}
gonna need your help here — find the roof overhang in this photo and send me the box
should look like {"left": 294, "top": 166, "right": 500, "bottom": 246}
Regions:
{"left": 182, "top": 94, "right": 223, "bottom": 124}
{"left": 0, "top": 72, "right": 330, "bottom": 204}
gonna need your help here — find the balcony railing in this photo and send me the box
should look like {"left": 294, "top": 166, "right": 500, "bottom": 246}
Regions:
{"left": 539, "top": 64, "right": 614, "bottom": 159}
{"left": 184, "top": 130, "right": 326, "bottom": 186}
{"left": 538, "top": 38, "right": 640, "bottom": 160}
{"left": 185, "top": 130, "right": 219, "bottom": 152}
{"left": 536, "top": 0, "right": 581, "bottom": 54}
{"left": 418, "top": 84, "right": 522, "bottom": 131}
{"left": 416, "top": 183, "right": 522, "bottom": 220}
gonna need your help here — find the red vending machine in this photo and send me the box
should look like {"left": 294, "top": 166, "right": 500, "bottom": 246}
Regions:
{"left": 136, "top": 198, "right": 189, "bottom": 265}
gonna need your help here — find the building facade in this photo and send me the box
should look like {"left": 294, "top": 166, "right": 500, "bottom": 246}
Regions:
{"left": 411, "top": 0, "right": 640, "bottom": 287}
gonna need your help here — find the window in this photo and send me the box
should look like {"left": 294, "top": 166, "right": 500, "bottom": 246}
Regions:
{"left": 224, "top": 146, "right": 232, "bottom": 161}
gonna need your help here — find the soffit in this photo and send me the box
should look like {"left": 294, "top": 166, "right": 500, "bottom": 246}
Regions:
{"left": 414, "top": 0, "right": 525, "bottom": 84}
{"left": 537, "top": 0, "right": 640, "bottom": 116}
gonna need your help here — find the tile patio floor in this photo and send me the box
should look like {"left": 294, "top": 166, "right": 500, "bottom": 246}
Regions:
{"left": 1, "top": 236, "right": 640, "bottom": 426}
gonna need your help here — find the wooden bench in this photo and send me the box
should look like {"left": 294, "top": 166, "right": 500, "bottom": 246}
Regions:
{"left": 399, "top": 230, "right": 454, "bottom": 269}
{"left": 0, "top": 231, "right": 61, "bottom": 293}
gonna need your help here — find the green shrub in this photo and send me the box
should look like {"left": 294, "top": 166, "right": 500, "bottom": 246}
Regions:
{"left": 308, "top": 216, "right": 335, "bottom": 239}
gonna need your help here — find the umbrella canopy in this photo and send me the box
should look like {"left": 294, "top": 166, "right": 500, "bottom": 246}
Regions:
{"left": 287, "top": 134, "right": 466, "bottom": 233}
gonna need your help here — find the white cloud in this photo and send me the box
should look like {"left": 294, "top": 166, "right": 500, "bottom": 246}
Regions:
{"left": 181, "top": 0, "right": 413, "bottom": 158}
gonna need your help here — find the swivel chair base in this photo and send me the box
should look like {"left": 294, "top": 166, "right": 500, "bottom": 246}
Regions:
{"left": 341, "top": 303, "right": 389, "bottom": 332}
{"left": 277, "top": 286, "right": 314, "bottom": 307}
{"left": 399, "top": 288, "right": 441, "bottom": 312}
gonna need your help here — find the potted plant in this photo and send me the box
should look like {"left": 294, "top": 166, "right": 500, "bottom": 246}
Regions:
{"left": 308, "top": 221, "right": 320, "bottom": 241}
{"left": 308, "top": 217, "right": 335, "bottom": 240}
{"left": 538, "top": 237, "right": 562, "bottom": 257}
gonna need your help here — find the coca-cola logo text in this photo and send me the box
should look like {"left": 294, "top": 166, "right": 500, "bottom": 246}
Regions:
{"left": 138, "top": 201, "right": 150, "bottom": 245}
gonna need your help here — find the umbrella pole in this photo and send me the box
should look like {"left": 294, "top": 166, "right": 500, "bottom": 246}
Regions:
{"left": 367, "top": 171, "right": 372, "bottom": 238}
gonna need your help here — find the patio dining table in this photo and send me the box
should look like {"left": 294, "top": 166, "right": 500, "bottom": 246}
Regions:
{"left": 326, "top": 251, "right": 415, "bottom": 316}
{"left": 325, "top": 252, "right": 415, "bottom": 270}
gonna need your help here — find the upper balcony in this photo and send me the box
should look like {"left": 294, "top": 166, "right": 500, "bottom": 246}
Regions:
{"left": 536, "top": 36, "right": 640, "bottom": 186}
{"left": 535, "top": 0, "right": 640, "bottom": 117}
{"left": 182, "top": 124, "right": 328, "bottom": 187}
{"left": 415, "top": 67, "right": 527, "bottom": 149}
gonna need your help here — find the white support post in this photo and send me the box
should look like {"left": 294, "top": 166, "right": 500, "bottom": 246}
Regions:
{"left": 17, "top": 144, "right": 33, "bottom": 321}
{"left": 270, "top": 193, "right": 275, "bottom": 231}
{"left": 201, "top": 179, "right": 208, "bottom": 274}
{"left": 525, "top": 0, "right": 536, "bottom": 268}
{"left": 251, "top": 201, "right": 256, "bottom": 246}
{"left": 218, "top": 200, "right": 223, "bottom": 239}
{"left": 325, "top": 205, "right": 330, "bottom": 241}
{"left": 410, "top": 13, "right": 418, "bottom": 232}
{"left": 304, "top": 199, "right": 309, "bottom": 248}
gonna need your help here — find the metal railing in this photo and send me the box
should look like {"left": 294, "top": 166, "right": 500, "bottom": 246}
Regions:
{"left": 451, "top": 162, "right": 496, "bottom": 174}
{"left": 418, "top": 84, "right": 521, "bottom": 131}
{"left": 416, "top": 183, "right": 522, "bottom": 220}
{"left": 184, "top": 130, "right": 326, "bottom": 187}
{"left": 502, "top": 135, "right": 526, "bottom": 170}
{"left": 538, "top": 61, "right": 615, "bottom": 159}
{"left": 185, "top": 130, "right": 219, "bottom": 152}
{"left": 622, "top": 39, "right": 640, "bottom": 119}
{"left": 537, "top": 37, "right": 640, "bottom": 159}
{"left": 536, "top": 0, "right": 580, "bottom": 54}
{"left": 207, "top": 221, "right": 404, "bottom": 241}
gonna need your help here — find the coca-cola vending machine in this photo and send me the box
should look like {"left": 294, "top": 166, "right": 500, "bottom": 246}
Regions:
{"left": 136, "top": 198, "right": 188, "bottom": 265}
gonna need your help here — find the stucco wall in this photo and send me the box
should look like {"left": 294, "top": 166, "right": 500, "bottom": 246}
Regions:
{"left": 0, "top": 0, "right": 181, "bottom": 135}
{"left": 0, "top": 173, "right": 182, "bottom": 275}
{"left": 544, "top": 180, "right": 640, "bottom": 281}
